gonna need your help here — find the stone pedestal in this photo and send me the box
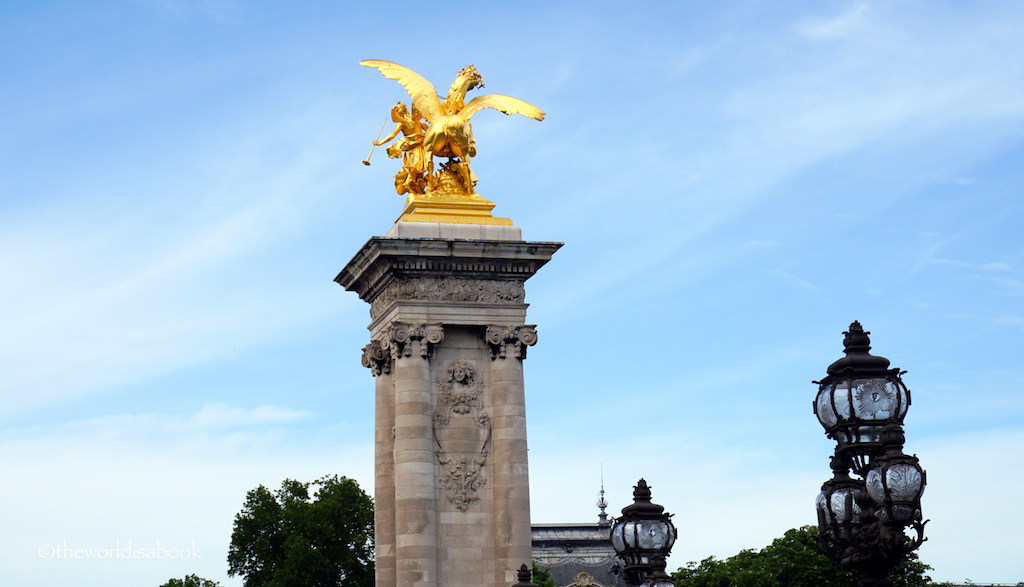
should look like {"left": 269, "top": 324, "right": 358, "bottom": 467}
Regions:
{"left": 337, "top": 222, "right": 560, "bottom": 587}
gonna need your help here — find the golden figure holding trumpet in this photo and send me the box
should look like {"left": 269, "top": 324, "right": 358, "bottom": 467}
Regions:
{"left": 361, "top": 60, "right": 544, "bottom": 221}
{"left": 365, "top": 101, "right": 430, "bottom": 195}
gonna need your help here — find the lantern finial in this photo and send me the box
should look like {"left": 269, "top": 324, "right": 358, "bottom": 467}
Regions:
{"left": 827, "top": 321, "right": 891, "bottom": 375}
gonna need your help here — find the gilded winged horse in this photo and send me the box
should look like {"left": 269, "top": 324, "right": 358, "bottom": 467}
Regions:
{"left": 361, "top": 60, "right": 545, "bottom": 195}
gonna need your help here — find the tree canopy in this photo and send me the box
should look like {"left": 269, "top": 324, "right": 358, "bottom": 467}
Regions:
{"left": 532, "top": 561, "right": 556, "bottom": 587}
{"left": 159, "top": 574, "right": 221, "bottom": 587}
{"left": 672, "top": 526, "right": 934, "bottom": 587}
{"left": 227, "top": 474, "right": 374, "bottom": 587}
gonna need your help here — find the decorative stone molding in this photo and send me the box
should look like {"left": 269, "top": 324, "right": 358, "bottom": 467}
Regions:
{"left": 335, "top": 238, "right": 562, "bottom": 309}
{"left": 568, "top": 571, "right": 608, "bottom": 587}
{"left": 369, "top": 277, "right": 525, "bottom": 320}
{"left": 485, "top": 325, "right": 538, "bottom": 359}
{"left": 433, "top": 360, "right": 490, "bottom": 511}
{"left": 362, "top": 323, "right": 444, "bottom": 374}
{"left": 361, "top": 339, "right": 391, "bottom": 376}
{"left": 439, "top": 454, "right": 487, "bottom": 512}
{"left": 434, "top": 360, "right": 483, "bottom": 426}
{"left": 535, "top": 553, "right": 621, "bottom": 566}
{"left": 384, "top": 322, "right": 444, "bottom": 358}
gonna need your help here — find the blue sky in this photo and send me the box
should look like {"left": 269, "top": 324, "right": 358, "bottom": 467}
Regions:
{"left": 3, "top": 1, "right": 1023, "bottom": 585}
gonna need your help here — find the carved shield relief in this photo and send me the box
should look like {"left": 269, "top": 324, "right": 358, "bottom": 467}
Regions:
{"left": 433, "top": 360, "right": 491, "bottom": 511}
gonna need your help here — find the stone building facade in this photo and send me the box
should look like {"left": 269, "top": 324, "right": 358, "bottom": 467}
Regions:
{"left": 531, "top": 489, "right": 626, "bottom": 587}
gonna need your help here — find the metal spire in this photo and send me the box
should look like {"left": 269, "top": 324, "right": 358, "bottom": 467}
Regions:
{"left": 597, "top": 465, "right": 610, "bottom": 525}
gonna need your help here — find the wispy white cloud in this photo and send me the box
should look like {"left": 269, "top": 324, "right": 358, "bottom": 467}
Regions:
{"left": 188, "top": 403, "right": 311, "bottom": 429}
{"left": 3, "top": 403, "right": 315, "bottom": 450}
{"left": 768, "top": 269, "right": 818, "bottom": 291}
{"left": 724, "top": 3, "right": 1024, "bottom": 181}
{"left": 988, "top": 277, "right": 1024, "bottom": 296}
{"left": 992, "top": 312, "right": 1024, "bottom": 326}
{"left": 981, "top": 261, "right": 1013, "bottom": 271}
{"left": 793, "top": 3, "right": 870, "bottom": 41}
{"left": 0, "top": 95, "right": 360, "bottom": 414}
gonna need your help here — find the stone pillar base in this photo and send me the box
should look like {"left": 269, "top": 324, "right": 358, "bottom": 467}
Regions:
{"left": 397, "top": 194, "right": 513, "bottom": 225}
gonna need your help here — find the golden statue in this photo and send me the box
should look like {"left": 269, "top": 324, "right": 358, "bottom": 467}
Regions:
{"left": 361, "top": 60, "right": 545, "bottom": 224}
{"left": 374, "top": 101, "right": 429, "bottom": 195}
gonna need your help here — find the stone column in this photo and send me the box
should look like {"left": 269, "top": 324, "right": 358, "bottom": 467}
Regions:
{"left": 337, "top": 223, "right": 560, "bottom": 587}
{"left": 485, "top": 325, "right": 536, "bottom": 587}
{"left": 362, "top": 340, "right": 397, "bottom": 587}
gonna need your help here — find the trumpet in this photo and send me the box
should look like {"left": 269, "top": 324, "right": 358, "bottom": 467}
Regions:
{"left": 362, "top": 120, "right": 387, "bottom": 166}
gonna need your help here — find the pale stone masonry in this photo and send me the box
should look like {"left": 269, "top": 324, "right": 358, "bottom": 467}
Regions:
{"left": 337, "top": 222, "right": 560, "bottom": 587}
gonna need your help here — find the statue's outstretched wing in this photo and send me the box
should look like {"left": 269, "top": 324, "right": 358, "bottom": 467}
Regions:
{"left": 360, "top": 60, "right": 443, "bottom": 121}
{"left": 459, "top": 94, "right": 546, "bottom": 122}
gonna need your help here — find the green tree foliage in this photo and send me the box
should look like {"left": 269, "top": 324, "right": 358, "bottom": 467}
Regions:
{"left": 227, "top": 475, "right": 374, "bottom": 587}
{"left": 159, "top": 574, "right": 221, "bottom": 587}
{"left": 672, "top": 526, "right": 934, "bottom": 587}
{"left": 532, "top": 561, "right": 557, "bottom": 587}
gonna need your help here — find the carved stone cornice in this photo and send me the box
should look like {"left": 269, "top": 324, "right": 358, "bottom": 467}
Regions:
{"left": 336, "top": 237, "right": 562, "bottom": 306}
{"left": 369, "top": 277, "right": 525, "bottom": 320}
{"left": 485, "top": 325, "right": 538, "bottom": 359}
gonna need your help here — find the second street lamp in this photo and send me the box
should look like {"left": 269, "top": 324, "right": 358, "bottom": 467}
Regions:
{"left": 813, "top": 322, "right": 927, "bottom": 587}
{"left": 610, "top": 479, "right": 677, "bottom": 587}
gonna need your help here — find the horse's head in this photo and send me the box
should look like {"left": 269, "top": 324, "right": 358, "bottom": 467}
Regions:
{"left": 456, "top": 65, "right": 484, "bottom": 91}
{"left": 443, "top": 65, "right": 484, "bottom": 114}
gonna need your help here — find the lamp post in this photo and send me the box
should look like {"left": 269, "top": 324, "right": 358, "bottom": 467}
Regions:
{"left": 813, "top": 322, "right": 928, "bottom": 587}
{"left": 610, "top": 479, "right": 677, "bottom": 587}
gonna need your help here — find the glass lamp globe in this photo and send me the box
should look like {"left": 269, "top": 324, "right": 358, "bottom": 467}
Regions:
{"left": 610, "top": 479, "right": 677, "bottom": 584}
{"left": 814, "top": 322, "right": 911, "bottom": 473}
{"left": 867, "top": 455, "right": 926, "bottom": 523}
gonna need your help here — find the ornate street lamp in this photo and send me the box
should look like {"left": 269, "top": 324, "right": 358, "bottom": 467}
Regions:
{"left": 643, "top": 558, "right": 676, "bottom": 587}
{"left": 511, "top": 564, "right": 540, "bottom": 587}
{"left": 813, "top": 321, "right": 911, "bottom": 475}
{"left": 610, "top": 479, "right": 677, "bottom": 587}
{"left": 813, "top": 322, "right": 927, "bottom": 587}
